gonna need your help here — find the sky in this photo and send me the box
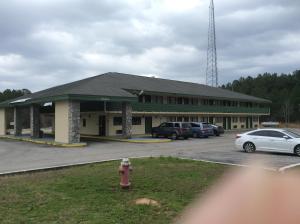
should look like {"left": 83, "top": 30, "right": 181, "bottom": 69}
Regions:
{"left": 0, "top": 0, "right": 299, "bottom": 92}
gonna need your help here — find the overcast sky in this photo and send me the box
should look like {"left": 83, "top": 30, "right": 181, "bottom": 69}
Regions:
{"left": 0, "top": 0, "right": 299, "bottom": 92}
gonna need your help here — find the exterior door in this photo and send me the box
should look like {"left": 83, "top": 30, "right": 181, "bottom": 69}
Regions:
{"left": 228, "top": 117, "right": 232, "bottom": 130}
{"left": 223, "top": 117, "right": 227, "bottom": 130}
{"left": 99, "top": 116, "right": 106, "bottom": 136}
{"left": 249, "top": 117, "right": 253, "bottom": 129}
{"left": 246, "top": 118, "right": 249, "bottom": 129}
{"left": 145, "top": 117, "right": 152, "bottom": 134}
{"left": 209, "top": 117, "right": 214, "bottom": 124}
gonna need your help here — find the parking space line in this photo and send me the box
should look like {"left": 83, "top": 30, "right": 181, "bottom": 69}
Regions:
{"left": 278, "top": 163, "right": 300, "bottom": 173}
{"left": 177, "top": 157, "right": 277, "bottom": 171}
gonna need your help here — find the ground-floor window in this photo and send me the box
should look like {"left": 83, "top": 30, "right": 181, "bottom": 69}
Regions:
{"left": 82, "top": 118, "right": 87, "bottom": 127}
{"left": 232, "top": 117, "right": 239, "bottom": 123}
{"left": 113, "top": 117, "right": 122, "bottom": 126}
{"left": 167, "top": 116, "right": 176, "bottom": 122}
{"left": 240, "top": 117, "right": 246, "bottom": 123}
{"left": 132, "top": 117, "right": 142, "bottom": 125}
{"left": 215, "top": 117, "right": 223, "bottom": 123}
{"left": 190, "top": 116, "right": 198, "bottom": 122}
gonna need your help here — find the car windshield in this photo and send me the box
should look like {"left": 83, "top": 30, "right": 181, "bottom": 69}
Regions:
{"left": 283, "top": 130, "right": 300, "bottom": 138}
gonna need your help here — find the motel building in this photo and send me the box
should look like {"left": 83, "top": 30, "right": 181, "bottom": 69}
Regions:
{"left": 0, "top": 72, "right": 271, "bottom": 144}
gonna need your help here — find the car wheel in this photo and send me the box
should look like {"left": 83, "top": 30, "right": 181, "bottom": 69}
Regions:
{"left": 243, "top": 142, "right": 256, "bottom": 153}
{"left": 152, "top": 132, "right": 158, "bottom": 138}
{"left": 193, "top": 133, "right": 198, "bottom": 138}
{"left": 170, "top": 133, "right": 178, "bottom": 140}
{"left": 294, "top": 145, "right": 300, "bottom": 156}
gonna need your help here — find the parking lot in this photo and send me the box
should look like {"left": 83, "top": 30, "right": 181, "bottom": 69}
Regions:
{"left": 0, "top": 130, "right": 300, "bottom": 174}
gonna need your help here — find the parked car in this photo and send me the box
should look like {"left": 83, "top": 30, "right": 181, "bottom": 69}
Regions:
{"left": 190, "top": 122, "right": 214, "bottom": 138}
{"left": 235, "top": 129, "right": 300, "bottom": 156}
{"left": 152, "top": 122, "right": 192, "bottom": 140}
{"left": 209, "top": 124, "right": 224, "bottom": 136}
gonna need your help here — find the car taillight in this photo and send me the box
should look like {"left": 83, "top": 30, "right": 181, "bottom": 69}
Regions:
{"left": 236, "top": 134, "right": 241, "bottom": 139}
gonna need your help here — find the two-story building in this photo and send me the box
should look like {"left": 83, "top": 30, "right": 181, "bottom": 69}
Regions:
{"left": 0, "top": 72, "right": 271, "bottom": 144}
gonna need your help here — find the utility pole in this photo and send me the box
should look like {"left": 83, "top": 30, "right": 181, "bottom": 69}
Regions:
{"left": 206, "top": 0, "right": 218, "bottom": 87}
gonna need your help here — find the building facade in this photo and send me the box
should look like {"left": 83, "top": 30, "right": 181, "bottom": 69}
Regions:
{"left": 0, "top": 72, "right": 271, "bottom": 144}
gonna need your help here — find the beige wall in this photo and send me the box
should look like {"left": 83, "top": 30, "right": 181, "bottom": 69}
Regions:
{"left": 55, "top": 101, "right": 70, "bottom": 143}
{"left": 74, "top": 112, "right": 264, "bottom": 137}
{"left": 0, "top": 108, "right": 6, "bottom": 135}
{"left": 80, "top": 113, "right": 100, "bottom": 135}
{"left": 107, "top": 114, "right": 146, "bottom": 136}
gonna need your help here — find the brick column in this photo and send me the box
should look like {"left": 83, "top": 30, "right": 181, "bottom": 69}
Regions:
{"left": 122, "top": 102, "right": 132, "bottom": 139}
{"left": 14, "top": 107, "right": 22, "bottom": 136}
{"left": 0, "top": 108, "right": 6, "bottom": 136}
{"left": 55, "top": 101, "right": 80, "bottom": 144}
{"left": 30, "top": 104, "right": 40, "bottom": 138}
{"left": 69, "top": 101, "right": 80, "bottom": 143}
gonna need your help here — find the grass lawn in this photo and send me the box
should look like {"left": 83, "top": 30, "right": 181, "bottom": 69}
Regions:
{"left": 0, "top": 157, "right": 228, "bottom": 224}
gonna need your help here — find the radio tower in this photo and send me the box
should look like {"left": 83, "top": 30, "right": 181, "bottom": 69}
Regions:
{"left": 206, "top": 0, "right": 218, "bottom": 87}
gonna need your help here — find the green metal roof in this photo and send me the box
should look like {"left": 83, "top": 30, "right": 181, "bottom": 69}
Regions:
{"left": 0, "top": 72, "right": 271, "bottom": 107}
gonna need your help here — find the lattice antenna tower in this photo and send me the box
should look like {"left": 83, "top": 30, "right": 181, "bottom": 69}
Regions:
{"left": 206, "top": 0, "right": 218, "bottom": 87}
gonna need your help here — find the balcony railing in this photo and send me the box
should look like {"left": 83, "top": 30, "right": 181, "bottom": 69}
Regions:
{"left": 108, "top": 102, "right": 270, "bottom": 114}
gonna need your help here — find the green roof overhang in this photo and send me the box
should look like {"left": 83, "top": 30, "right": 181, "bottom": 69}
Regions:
{"left": 0, "top": 94, "right": 138, "bottom": 108}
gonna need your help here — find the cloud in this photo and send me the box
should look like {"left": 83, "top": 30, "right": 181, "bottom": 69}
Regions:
{"left": 0, "top": 0, "right": 299, "bottom": 91}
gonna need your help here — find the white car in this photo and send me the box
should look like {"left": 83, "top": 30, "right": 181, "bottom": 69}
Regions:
{"left": 235, "top": 129, "right": 300, "bottom": 156}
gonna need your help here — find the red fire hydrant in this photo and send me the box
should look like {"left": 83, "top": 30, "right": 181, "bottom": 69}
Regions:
{"left": 119, "top": 158, "right": 133, "bottom": 189}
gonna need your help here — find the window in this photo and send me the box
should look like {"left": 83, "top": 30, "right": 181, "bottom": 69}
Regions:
{"left": 267, "top": 131, "right": 285, "bottom": 138}
{"left": 168, "top": 97, "right": 176, "bottom": 104}
{"left": 240, "top": 117, "right": 246, "bottom": 123}
{"left": 191, "top": 98, "right": 198, "bottom": 105}
{"left": 168, "top": 116, "right": 176, "bottom": 122}
{"left": 248, "top": 130, "right": 267, "bottom": 136}
{"left": 113, "top": 117, "right": 122, "bottom": 126}
{"left": 166, "top": 123, "right": 174, "bottom": 127}
{"left": 215, "top": 117, "right": 223, "bottom": 123}
{"left": 82, "top": 119, "right": 87, "bottom": 127}
{"left": 183, "top": 117, "right": 189, "bottom": 122}
{"left": 144, "top": 95, "right": 152, "bottom": 103}
{"left": 132, "top": 117, "right": 141, "bottom": 125}
{"left": 183, "top": 98, "right": 189, "bottom": 105}
{"left": 253, "top": 117, "right": 259, "bottom": 122}
{"left": 177, "top": 97, "right": 183, "bottom": 104}
{"left": 190, "top": 117, "right": 198, "bottom": 122}
{"left": 182, "top": 123, "right": 191, "bottom": 128}
{"left": 154, "top": 96, "right": 163, "bottom": 104}
{"left": 159, "top": 123, "right": 167, "bottom": 128}
{"left": 232, "top": 117, "right": 239, "bottom": 123}
{"left": 191, "top": 123, "right": 200, "bottom": 127}
{"left": 283, "top": 130, "right": 300, "bottom": 138}
{"left": 177, "top": 117, "right": 183, "bottom": 122}
{"left": 138, "top": 95, "right": 143, "bottom": 103}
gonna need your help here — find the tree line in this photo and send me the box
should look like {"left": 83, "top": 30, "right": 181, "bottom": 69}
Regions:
{"left": 0, "top": 89, "right": 31, "bottom": 103}
{"left": 222, "top": 70, "right": 300, "bottom": 123}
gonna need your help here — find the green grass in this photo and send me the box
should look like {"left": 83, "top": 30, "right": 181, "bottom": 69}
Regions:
{"left": 0, "top": 157, "right": 228, "bottom": 224}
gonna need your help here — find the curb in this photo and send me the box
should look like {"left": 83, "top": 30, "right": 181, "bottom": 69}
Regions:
{"left": 0, "top": 156, "right": 277, "bottom": 177}
{"left": 81, "top": 135, "right": 172, "bottom": 143}
{"left": 0, "top": 136, "right": 87, "bottom": 148}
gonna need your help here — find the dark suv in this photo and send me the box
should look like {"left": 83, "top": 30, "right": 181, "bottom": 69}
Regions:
{"left": 152, "top": 122, "right": 192, "bottom": 140}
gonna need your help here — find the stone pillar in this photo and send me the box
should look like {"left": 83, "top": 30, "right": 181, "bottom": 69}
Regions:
{"left": 122, "top": 102, "right": 132, "bottom": 139}
{"left": 0, "top": 108, "right": 6, "bottom": 136}
{"left": 30, "top": 104, "right": 40, "bottom": 138}
{"left": 55, "top": 100, "right": 80, "bottom": 144}
{"left": 14, "top": 107, "right": 22, "bottom": 136}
